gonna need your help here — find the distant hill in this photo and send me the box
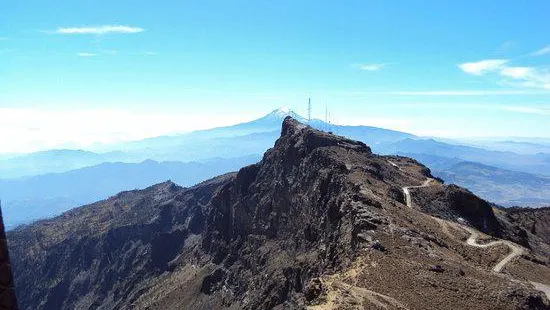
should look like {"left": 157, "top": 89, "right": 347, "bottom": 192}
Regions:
{"left": 436, "top": 161, "right": 550, "bottom": 206}
{"left": 463, "top": 140, "right": 550, "bottom": 155}
{"left": 382, "top": 138, "right": 550, "bottom": 176}
{"left": 397, "top": 152, "right": 550, "bottom": 206}
{"left": 0, "top": 155, "right": 259, "bottom": 229}
{"left": 0, "top": 149, "right": 127, "bottom": 179}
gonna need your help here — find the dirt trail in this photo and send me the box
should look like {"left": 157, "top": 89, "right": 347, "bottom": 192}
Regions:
{"left": 394, "top": 160, "right": 524, "bottom": 274}
{"left": 462, "top": 226, "right": 523, "bottom": 272}
{"left": 402, "top": 178, "right": 434, "bottom": 209}
{"left": 405, "top": 174, "right": 550, "bottom": 299}
{"left": 308, "top": 270, "right": 410, "bottom": 310}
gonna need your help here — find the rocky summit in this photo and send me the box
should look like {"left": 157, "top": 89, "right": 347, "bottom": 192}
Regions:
{"left": 7, "top": 117, "right": 550, "bottom": 310}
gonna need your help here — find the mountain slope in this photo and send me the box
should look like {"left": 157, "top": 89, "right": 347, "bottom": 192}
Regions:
{"left": 397, "top": 152, "right": 550, "bottom": 206}
{"left": 0, "top": 156, "right": 259, "bottom": 229}
{"left": 7, "top": 118, "right": 550, "bottom": 309}
{"left": 436, "top": 161, "right": 550, "bottom": 206}
{"left": 383, "top": 138, "right": 550, "bottom": 176}
{"left": 4, "top": 108, "right": 548, "bottom": 210}
{"left": 0, "top": 149, "right": 126, "bottom": 179}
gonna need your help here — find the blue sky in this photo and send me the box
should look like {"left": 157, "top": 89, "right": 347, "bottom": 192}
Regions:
{"left": 1, "top": 1, "right": 550, "bottom": 152}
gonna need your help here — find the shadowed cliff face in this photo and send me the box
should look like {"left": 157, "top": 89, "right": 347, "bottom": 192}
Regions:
{"left": 7, "top": 117, "right": 550, "bottom": 310}
{"left": 410, "top": 184, "right": 502, "bottom": 236}
{"left": 0, "top": 206, "right": 18, "bottom": 310}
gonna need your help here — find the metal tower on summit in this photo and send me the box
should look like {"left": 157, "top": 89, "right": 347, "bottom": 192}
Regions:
{"left": 307, "top": 98, "right": 312, "bottom": 122}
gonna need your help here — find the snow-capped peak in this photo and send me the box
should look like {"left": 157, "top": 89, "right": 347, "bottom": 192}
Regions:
{"left": 262, "top": 107, "right": 309, "bottom": 123}
{"left": 272, "top": 106, "right": 292, "bottom": 116}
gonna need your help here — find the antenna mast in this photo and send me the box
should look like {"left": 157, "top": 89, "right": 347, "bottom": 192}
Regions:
{"left": 325, "top": 105, "right": 328, "bottom": 132}
{"left": 308, "top": 98, "right": 312, "bottom": 122}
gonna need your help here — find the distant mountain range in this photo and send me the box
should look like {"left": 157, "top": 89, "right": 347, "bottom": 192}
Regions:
{"left": 439, "top": 161, "right": 550, "bottom": 206}
{"left": 1, "top": 107, "right": 549, "bottom": 229}
{"left": 0, "top": 156, "right": 259, "bottom": 229}
{"left": 0, "top": 149, "right": 127, "bottom": 179}
{"left": 463, "top": 140, "right": 550, "bottom": 155}
{"left": 0, "top": 108, "right": 415, "bottom": 179}
{"left": 380, "top": 138, "right": 550, "bottom": 176}
{"left": 403, "top": 152, "right": 550, "bottom": 206}
{"left": 8, "top": 117, "right": 550, "bottom": 310}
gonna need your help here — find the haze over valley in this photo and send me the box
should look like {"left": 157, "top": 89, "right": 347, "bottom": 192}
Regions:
{"left": 1, "top": 108, "right": 549, "bottom": 229}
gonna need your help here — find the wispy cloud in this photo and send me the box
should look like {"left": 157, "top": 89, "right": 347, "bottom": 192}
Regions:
{"left": 499, "top": 67, "right": 550, "bottom": 90}
{"left": 54, "top": 25, "right": 144, "bottom": 35}
{"left": 502, "top": 106, "right": 550, "bottom": 115}
{"left": 457, "top": 59, "right": 508, "bottom": 75}
{"left": 0, "top": 37, "right": 7, "bottom": 41}
{"left": 99, "top": 49, "right": 119, "bottom": 55}
{"left": 77, "top": 52, "right": 98, "bottom": 57}
{"left": 76, "top": 50, "right": 155, "bottom": 57}
{"left": 531, "top": 45, "right": 550, "bottom": 56}
{"left": 500, "top": 66, "right": 532, "bottom": 79}
{"left": 458, "top": 59, "right": 550, "bottom": 90}
{"left": 496, "top": 41, "right": 515, "bottom": 53}
{"left": 354, "top": 63, "right": 387, "bottom": 71}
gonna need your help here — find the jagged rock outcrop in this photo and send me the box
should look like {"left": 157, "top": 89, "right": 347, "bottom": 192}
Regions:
{"left": 409, "top": 184, "right": 502, "bottom": 235}
{"left": 504, "top": 207, "right": 550, "bottom": 245}
{"left": 493, "top": 206, "right": 550, "bottom": 259}
{"left": 7, "top": 118, "right": 550, "bottom": 310}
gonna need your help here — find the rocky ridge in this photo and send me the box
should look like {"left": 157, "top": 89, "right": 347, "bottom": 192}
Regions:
{"left": 7, "top": 117, "right": 550, "bottom": 310}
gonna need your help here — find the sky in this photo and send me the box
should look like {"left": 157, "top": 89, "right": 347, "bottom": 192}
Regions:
{"left": 1, "top": 1, "right": 550, "bottom": 153}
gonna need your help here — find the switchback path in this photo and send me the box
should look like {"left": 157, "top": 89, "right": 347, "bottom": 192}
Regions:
{"left": 402, "top": 178, "right": 434, "bottom": 209}
{"left": 462, "top": 226, "right": 523, "bottom": 272}
{"left": 390, "top": 159, "right": 547, "bottom": 298}
{"left": 400, "top": 174, "right": 523, "bottom": 273}
{"left": 390, "top": 156, "right": 526, "bottom": 273}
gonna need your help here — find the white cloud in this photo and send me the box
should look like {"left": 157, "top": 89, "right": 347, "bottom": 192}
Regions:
{"left": 100, "top": 49, "right": 119, "bottom": 55}
{"left": 531, "top": 45, "right": 550, "bottom": 56}
{"left": 54, "top": 25, "right": 144, "bottom": 35}
{"left": 458, "top": 58, "right": 550, "bottom": 90}
{"left": 0, "top": 37, "right": 7, "bottom": 41}
{"left": 497, "top": 41, "right": 515, "bottom": 53}
{"left": 499, "top": 67, "right": 550, "bottom": 90}
{"left": 355, "top": 63, "right": 386, "bottom": 71}
{"left": 457, "top": 59, "right": 508, "bottom": 75}
{"left": 77, "top": 52, "right": 97, "bottom": 57}
{"left": 500, "top": 66, "right": 533, "bottom": 79}
{"left": 143, "top": 51, "right": 157, "bottom": 55}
